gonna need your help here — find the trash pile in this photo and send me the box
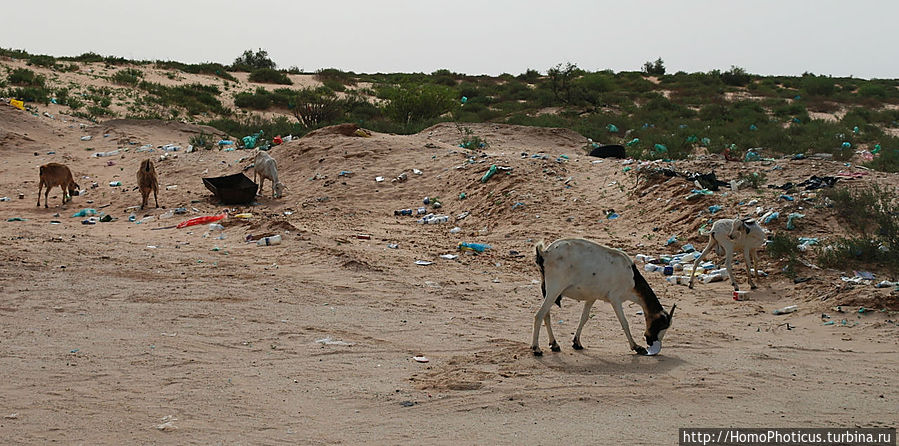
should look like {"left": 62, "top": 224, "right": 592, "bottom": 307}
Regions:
{"left": 635, "top": 248, "right": 767, "bottom": 286}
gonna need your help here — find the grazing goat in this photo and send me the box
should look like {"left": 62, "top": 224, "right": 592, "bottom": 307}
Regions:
{"left": 533, "top": 238, "right": 676, "bottom": 356}
{"left": 688, "top": 218, "right": 767, "bottom": 291}
{"left": 37, "top": 163, "right": 79, "bottom": 208}
{"left": 137, "top": 158, "right": 159, "bottom": 209}
{"left": 253, "top": 151, "right": 284, "bottom": 198}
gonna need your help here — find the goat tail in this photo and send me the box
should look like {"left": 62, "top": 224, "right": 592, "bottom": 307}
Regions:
{"left": 534, "top": 241, "right": 556, "bottom": 305}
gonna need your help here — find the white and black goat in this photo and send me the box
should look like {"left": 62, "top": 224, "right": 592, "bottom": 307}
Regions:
{"left": 533, "top": 238, "right": 676, "bottom": 356}
{"left": 688, "top": 218, "right": 767, "bottom": 291}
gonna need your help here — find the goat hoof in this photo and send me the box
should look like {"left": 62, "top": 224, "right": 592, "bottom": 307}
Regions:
{"left": 532, "top": 347, "right": 543, "bottom": 357}
{"left": 550, "top": 343, "right": 561, "bottom": 352}
{"left": 572, "top": 342, "right": 584, "bottom": 350}
{"left": 750, "top": 285, "right": 758, "bottom": 290}
{"left": 633, "top": 346, "right": 648, "bottom": 355}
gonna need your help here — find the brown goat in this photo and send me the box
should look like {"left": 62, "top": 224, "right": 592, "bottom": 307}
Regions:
{"left": 137, "top": 159, "right": 159, "bottom": 209}
{"left": 37, "top": 163, "right": 80, "bottom": 208}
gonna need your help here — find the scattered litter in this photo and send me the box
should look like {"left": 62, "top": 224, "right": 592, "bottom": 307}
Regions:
{"left": 375, "top": 176, "right": 384, "bottom": 182}
{"left": 458, "top": 242, "right": 491, "bottom": 253}
{"left": 773, "top": 305, "right": 798, "bottom": 315}
{"left": 80, "top": 135, "right": 92, "bottom": 141}
{"left": 176, "top": 213, "right": 226, "bottom": 229}
{"left": 387, "top": 243, "right": 399, "bottom": 249}
{"left": 315, "top": 337, "right": 353, "bottom": 346}
{"left": 71, "top": 208, "right": 97, "bottom": 218}
{"left": 481, "top": 164, "right": 498, "bottom": 183}
{"left": 414, "top": 260, "right": 433, "bottom": 266}
{"left": 439, "top": 254, "right": 458, "bottom": 260}
{"left": 157, "top": 415, "right": 177, "bottom": 431}
{"left": 786, "top": 212, "right": 805, "bottom": 230}
{"left": 256, "top": 235, "right": 282, "bottom": 246}
{"left": 412, "top": 356, "right": 429, "bottom": 363}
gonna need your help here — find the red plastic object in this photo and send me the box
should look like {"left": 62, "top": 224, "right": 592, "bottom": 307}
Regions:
{"left": 273, "top": 136, "right": 283, "bottom": 145}
{"left": 176, "top": 213, "right": 226, "bottom": 229}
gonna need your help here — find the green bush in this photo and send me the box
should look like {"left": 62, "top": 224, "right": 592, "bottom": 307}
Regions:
{"left": 189, "top": 132, "right": 215, "bottom": 150}
{"left": 766, "top": 232, "right": 801, "bottom": 277}
{"left": 8, "top": 68, "right": 44, "bottom": 87}
{"left": 641, "top": 58, "right": 666, "bottom": 76}
{"left": 232, "top": 48, "right": 276, "bottom": 71}
{"left": 517, "top": 69, "right": 540, "bottom": 83}
{"left": 801, "top": 74, "right": 835, "bottom": 97}
{"left": 819, "top": 185, "right": 899, "bottom": 273}
{"left": 234, "top": 88, "right": 273, "bottom": 110}
{"left": 248, "top": 68, "right": 292, "bottom": 85}
{"left": 720, "top": 66, "right": 752, "bottom": 87}
{"left": 384, "top": 84, "right": 457, "bottom": 125}
{"left": 112, "top": 68, "right": 143, "bottom": 86}
{"left": 7, "top": 86, "right": 51, "bottom": 104}
{"left": 27, "top": 54, "right": 57, "bottom": 68}
{"left": 138, "top": 81, "right": 226, "bottom": 115}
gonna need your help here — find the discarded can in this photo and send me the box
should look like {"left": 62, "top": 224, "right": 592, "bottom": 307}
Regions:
{"left": 416, "top": 207, "right": 427, "bottom": 215}
{"left": 663, "top": 266, "right": 674, "bottom": 276}
{"left": 256, "top": 235, "right": 282, "bottom": 246}
{"left": 733, "top": 290, "right": 749, "bottom": 301}
{"left": 395, "top": 209, "right": 413, "bottom": 216}
{"left": 356, "top": 234, "right": 371, "bottom": 240}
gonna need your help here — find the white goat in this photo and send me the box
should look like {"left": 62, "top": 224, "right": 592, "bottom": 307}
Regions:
{"left": 253, "top": 151, "right": 285, "bottom": 198}
{"left": 533, "top": 238, "right": 676, "bottom": 356}
{"left": 688, "top": 218, "right": 767, "bottom": 291}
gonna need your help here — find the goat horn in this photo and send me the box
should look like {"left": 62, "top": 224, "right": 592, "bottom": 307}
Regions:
{"left": 669, "top": 303, "right": 677, "bottom": 320}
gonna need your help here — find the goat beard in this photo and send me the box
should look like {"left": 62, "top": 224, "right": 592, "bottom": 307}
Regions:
{"left": 645, "top": 340, "right": 662, "bottom": 356}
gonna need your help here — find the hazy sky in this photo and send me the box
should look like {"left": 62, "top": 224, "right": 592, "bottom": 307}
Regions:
{"left": 3, "top": 1, "right": 897, "bottom": 79}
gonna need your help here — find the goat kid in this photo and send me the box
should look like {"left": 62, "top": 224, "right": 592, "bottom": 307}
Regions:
{"left": 37, "top": 163, "right": 80, "bottom": 208}
{"left": 137, "top": 159, "right": 159, "bottom": 209}
{"left": 688, "top": 217, "right": 766, "bottom": 291}
{"left": 253, "top": 151, "right": 285, "bottom": 198}
{"left": 533, "top": 238, "right": 676, "bottom": 356}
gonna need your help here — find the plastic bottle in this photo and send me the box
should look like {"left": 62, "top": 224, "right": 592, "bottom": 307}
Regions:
{"left": 773, "top": 305, "right": 798, "bottom": 315}
{"left": 160, "top": 209, "right": 175, "bottom": 219}
{"left": 394, "top": 209, "right": 413, "bottom": 216}
{"left": 458, "top": 242, "right": 490, "bottom": 253}
{"left": 256, "top": 235, "right": 282, "bottom": 246}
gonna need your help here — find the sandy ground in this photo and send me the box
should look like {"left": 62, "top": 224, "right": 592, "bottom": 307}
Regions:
{"left": 1, "top": 103, "right": 897, "bottom": 444}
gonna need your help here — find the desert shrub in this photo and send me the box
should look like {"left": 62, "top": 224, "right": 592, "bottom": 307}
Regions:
{"left": 720, "top": 66, "right": 752, "bottom": 86}
{"left": 86, "top": 104, "right": 114, "bottom": 117}
{"left": 641, "top": 58, "right": 666, "bottom": 76}
{"left": 546, "top": 62, "right": 582, "bottom": 104}
{"left": 205, "top": 115, "right": 305, "bottom": 139}
{"left": 69, "top": 52, "right": 104, "bottom": 62}
{"left": 287, "top": 66, "right": 302, "bottom": 74}
{"left": 819, "top": 185, "right": 899, "bottom": 273}
{"left": 8, "top": 68, "right": 44, "bottom": 87}
{"left": 857, "top": 83, "right": 887, "bottom": 99}
{"left": 801, "top": 74, "right": 836, "bottom": 97}
{"left": 865, "top": 146, "right": 899, "bottom": 173}
{"left": 7, "top": 86, "right": 51, "bottom": 104}
{"left": 27, "top": 54, "right": 57, "bottom": 68}
{"left": 738, "top": 171, "right": 767, "bottom": 189}
{"left": 383, "top": 83, "right": 457, "bottom": 125}
{"left": 457, "top": 124, "right": 489, "bottom": 149}
{"left": 248, "top": 68, "right": 292, "bottom": 85}
{"left": 139, "top": 81, "right": 225, "bottom": 115}
{"left": 431, "top": 69, "right": 459, "bottom": 86}
{"left": 289, "top": 88, "right": 343, "bottom": 128}
{"left": 232, "top": 48, "right": 276, "bottom": 71}
{"left": 189, "top": 132, "right": 214, "bottom": 150}
{"left": 517, "top": 69, "right": 541, "bottom": 83}
{"left": 766, "top": 232, "right": 801, "bottom": 277}
{"left": 234, "top": 88, "right": 273, "bottom": 110}
{"left": 112, "top": 68, "right": 143, "bottom": 86}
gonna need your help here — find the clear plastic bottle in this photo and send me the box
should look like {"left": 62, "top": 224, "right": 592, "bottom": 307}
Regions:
{"left": 256, "top": 234, "right": 282, "bottom": 246}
